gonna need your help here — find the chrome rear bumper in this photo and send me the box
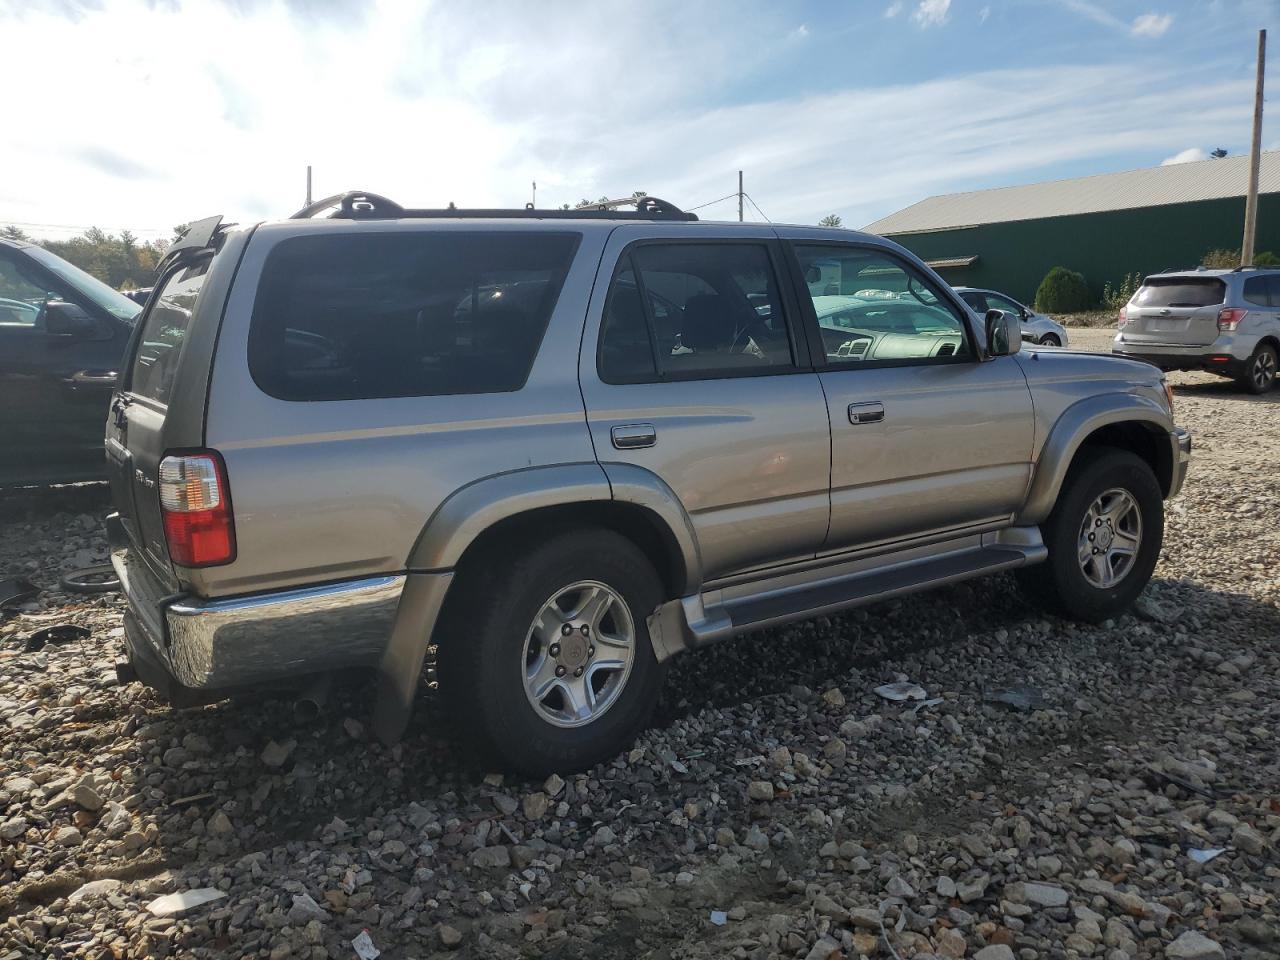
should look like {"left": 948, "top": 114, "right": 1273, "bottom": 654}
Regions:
{"left": 110, "top": 529, "right": 405, "bottom": 691}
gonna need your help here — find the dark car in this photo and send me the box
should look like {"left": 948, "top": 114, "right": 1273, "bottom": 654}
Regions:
{"left": 0, "top": 237, "right": 141, "bottom": 486}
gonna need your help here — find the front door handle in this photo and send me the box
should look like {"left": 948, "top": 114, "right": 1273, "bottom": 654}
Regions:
{"left": 848, "top": 401, "right": 885, "bottom": 425}
{"left": 611, "top": 424, "right": 656, "bottom": 449}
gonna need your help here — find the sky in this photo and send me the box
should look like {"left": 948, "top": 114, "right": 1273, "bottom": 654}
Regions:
{"left": 1, "top": 0, "right": 1276, "bottom": 242}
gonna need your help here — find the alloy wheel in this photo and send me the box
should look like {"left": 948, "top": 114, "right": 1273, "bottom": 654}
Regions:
{"left": 521, "top": 580, "right": 635, "bottom": 728}
{"left": 1252, "top": 350, "right": 1276, "bottom": 391}
{"left": 1077, "top": 488, "right": 1143, "bottom": 589}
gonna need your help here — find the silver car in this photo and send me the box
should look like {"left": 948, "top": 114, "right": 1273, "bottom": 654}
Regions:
{"left": 107, "top": 192, "right": 1189, "bottom": 775}
{"left": 955, "top": 287, "right": 1069, "bottom": 347}
{"left": 1112, "top": 268, "right": 1280, "bottom": 394}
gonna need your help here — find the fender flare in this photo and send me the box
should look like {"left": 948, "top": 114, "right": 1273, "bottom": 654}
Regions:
{"left": 374, "top": 462, "right": 702, "bottom": 744}
{"left": 407, "top": 463, "right": 613, "bottom": 570}
{"left": 1018, "top": 392, "right": 1174, "bottom": 525}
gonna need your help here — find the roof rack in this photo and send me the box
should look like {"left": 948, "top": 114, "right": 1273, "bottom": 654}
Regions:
{"left": 289, "top": 190, "right": 698, "bottom": 222}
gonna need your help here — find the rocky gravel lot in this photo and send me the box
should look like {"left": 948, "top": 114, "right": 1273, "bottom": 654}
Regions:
{"left": 2, "top": 332, "right": 1277, "bottom": 960}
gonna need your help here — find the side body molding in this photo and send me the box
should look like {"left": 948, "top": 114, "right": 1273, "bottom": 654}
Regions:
{"left": 1018, "top": 392, "right": 1174, "bottom": 526}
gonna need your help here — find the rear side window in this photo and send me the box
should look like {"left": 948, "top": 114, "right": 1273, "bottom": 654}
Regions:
{"left": 249, "top": 232, "right": 579, "bottom": 401}
{"left": 1243, "top": 275, "right": 1271, "bottom": 306}
{"left": 1132, "top": 277, "right": 1226, "bottom": 308}
{"left": 129, "top": 260, "right": 209, "bottom": 405}
{"left": 598, "top": 243, "right": 795, "bottom": 383}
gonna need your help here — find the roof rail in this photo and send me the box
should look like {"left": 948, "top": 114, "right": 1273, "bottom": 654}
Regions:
{"left": 289, "top": 190, "right": 698, "bottom": 222}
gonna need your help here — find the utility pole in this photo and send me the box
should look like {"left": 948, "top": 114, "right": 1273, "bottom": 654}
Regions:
{"left": 305, "top": 165, "right": 312, "bottom": 207}
{"left": 532, "top": 181, "right": 537, "bottom": 208}
{"left": 1242, "top": 28, "right": 1266, "bottom": 266}
{"left": 738, "top": 170, "right": 744, "bottom": 222}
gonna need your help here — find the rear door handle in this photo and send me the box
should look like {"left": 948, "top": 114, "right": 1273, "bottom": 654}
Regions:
{"left": 611, "top": 424, "right": 656, "bottom": 449}
{"left": 848, "top": 402, "right": 885, "bottom": 425}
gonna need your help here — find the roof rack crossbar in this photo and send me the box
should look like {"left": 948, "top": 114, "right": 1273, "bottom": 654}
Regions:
{"left": 289, "top": 190, "right": 698, "bottom": 222}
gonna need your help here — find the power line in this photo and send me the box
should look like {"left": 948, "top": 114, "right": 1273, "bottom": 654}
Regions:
{"left": 743, "top": 193, "right": 772, "bottom": 223}
{"left": 685, "top": 192, "right": 741, "bottom": 212}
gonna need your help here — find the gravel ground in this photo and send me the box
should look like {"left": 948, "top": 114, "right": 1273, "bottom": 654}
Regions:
{"left": 2, "top": 338, "right": 1277, "bottom": 960}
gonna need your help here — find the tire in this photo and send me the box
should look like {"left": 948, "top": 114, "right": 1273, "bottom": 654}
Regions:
{"left": 1016, "top": 448, "right": 1163, "bottom": 622}
{"left": 1237, "top": 343, "right": 1277, "bottom": 394}
{"left": 436, "top": 528, "right": 665, "bottom": 775}
{"left": 1039, "top": 334, "right": 1062, "bottom": 347}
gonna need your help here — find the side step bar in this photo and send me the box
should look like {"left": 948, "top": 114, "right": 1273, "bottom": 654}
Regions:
{"left": 648, "top": 534, "right": 1045, "bottom": 660}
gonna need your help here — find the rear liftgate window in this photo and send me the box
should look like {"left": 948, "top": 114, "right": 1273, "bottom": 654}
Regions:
{"left": 1133, "top": 278, "right": 1226, "bottom": 308}
{"left": 248, "top": 232, "right": 579, "bottom": 401}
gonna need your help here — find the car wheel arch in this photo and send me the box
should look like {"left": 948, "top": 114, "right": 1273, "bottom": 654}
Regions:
{"left": 1019, "top": 395, "right": 1175, "bottom": 525}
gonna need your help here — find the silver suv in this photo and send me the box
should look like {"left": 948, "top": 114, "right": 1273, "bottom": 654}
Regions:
{"left": 1112, "top": 267, "right": 1280, "bottom": 394}
{"left": 107, "top": 192, "right": 1190, "bottom": 775}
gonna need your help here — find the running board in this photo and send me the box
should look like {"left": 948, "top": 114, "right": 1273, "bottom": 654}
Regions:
{"left": 647, "top": 533, "right": 1045, "bottom": 661}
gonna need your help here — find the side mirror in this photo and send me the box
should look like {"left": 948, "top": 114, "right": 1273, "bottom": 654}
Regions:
{"left": 984, "top": 309, "right": 1021, "bottom": 357}
{"left": 44, "top": 300, "right": 97, "bottom": 338}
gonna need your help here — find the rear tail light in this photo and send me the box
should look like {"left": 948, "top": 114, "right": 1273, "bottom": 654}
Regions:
{"left": 1117, "top": 306, "right": 1128, "bottom": 327}
{"left": 158, "top": 452, "right": 236, "bottom": 567}
{"left": 1217, "top": 308, "right": 1246, "bottom": 331}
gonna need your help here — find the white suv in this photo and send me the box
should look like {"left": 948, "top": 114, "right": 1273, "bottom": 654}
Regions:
{"left": 1113, "top": 268, "right": 1280, "bottom": 394}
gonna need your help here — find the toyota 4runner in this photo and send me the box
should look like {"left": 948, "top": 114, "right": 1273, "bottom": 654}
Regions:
{"left": 108, "top": 192, "right": 1191, "bottom": 775}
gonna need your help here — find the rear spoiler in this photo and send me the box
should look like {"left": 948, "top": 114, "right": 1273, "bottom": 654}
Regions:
{"left": 155, "top": 215, "right": 226, "bottom": 273}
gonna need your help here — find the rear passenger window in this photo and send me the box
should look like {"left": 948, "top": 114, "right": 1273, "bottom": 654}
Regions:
{"left": 598, "top": 243, "right": 795, "bottom": 383}
{"left": 249, "top": 232, "right": 579, "bottom": 401}
{"left": 129, "top": 260, "right": 209, "bottom": 405}
{"left": 1243, "top": 276, "right": 1269, "bottom": 306}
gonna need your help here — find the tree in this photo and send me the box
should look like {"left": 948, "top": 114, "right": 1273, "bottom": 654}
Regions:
{"left": 1034, "top": 266, "right": 1091, "bottom": 312}
{"left": 1210, "top": 147, "right": 1228, "bottom": 159}
{"left": 818, "top": 214, "right": 843, "bottom": 228}
{"left": 2, "top": 225, "right": 31, "bottom": 241}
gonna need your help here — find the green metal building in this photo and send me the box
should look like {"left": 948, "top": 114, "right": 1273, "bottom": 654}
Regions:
{"left": 864, "top": 151, "right": 1280, "bottom": 306}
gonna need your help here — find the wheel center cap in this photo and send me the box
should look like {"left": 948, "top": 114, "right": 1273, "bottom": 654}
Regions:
{"left": 1095, "top": 524, "right": 1115, "bottom": 551}
{"left": 559, "top": 633, "right": 589, "bottom": 668}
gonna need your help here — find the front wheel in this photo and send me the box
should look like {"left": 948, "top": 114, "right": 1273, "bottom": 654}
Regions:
{"left": 436, "top": 528, "right": 665, "bottom": 775}
{"left": 1016, "top": 449, "right": 1163, "bottom": 622}
{"left": 1039, "top": 334, "right": 1062, "bottom": 347}
{"left": 1237, "top": 343, "right": 1277, "bottom": 394}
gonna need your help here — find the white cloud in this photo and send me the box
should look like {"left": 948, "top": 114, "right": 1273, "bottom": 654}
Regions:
{"left": 788, "top": 23, "right": 810, "bottom": 40}
{"left": 1131, "top": 12, "right": 1173, "bottom": 37}
{"left": 979, "top": 5, "right": 992, "bottom": 23}
{"left": 0, "top": 1, "right": 1259, "bottom": 237}
{"left": 884, "top": 1, "right": 905, "bottom": 18}
{"left": 912, "top": 0, "right": 951, "bottom": 27}
{"left": 1161, "top": 147, "right": 1209, "bottom": 165}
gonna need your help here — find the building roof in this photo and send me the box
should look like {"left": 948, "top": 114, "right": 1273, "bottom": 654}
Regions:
{"left": 865, "top": 150, "right": 1280, "bottom": 236}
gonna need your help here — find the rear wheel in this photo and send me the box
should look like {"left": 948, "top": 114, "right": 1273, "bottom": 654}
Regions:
{"left": 437, "top": 528, "right": 665, "bottom": 775}
{"left": 1237, "top": 343, "right": 1277, "bottom": 394}
{"left": 1016, "top": 448, "right": 1163, "bottom": 622}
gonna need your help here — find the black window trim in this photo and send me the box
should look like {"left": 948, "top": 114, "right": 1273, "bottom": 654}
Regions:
{"left": 781, "top": 239, "right": 981, "bottom": 371}
{"left": 595, "top": 237, "right": 815, "bottom": 386}
{"left": 247, "top": 229, "right": 582, "bottom": 402}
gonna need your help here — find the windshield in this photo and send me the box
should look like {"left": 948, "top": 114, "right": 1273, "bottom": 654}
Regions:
{"left": 24, "top": 245, "right": 142, "bottom": 322}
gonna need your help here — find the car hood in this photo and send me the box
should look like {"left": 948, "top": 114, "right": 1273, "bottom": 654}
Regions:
{"left": 1015, "top": 347, "right": 1173, "bottom": 426}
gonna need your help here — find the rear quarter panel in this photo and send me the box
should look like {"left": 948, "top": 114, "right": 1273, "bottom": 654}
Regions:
{"left": 193, "top": 220, "right": 607, "bottom": 597}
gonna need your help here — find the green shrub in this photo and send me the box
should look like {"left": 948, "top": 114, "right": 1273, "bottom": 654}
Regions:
{"left": 1102, "top": 271, "right": 1143, "bottom": 309}
{"left": 1035, "top": 267, "right": 1091, "bottom": 312}
{"left": 1203, "top": 247, "right": 1280, "bottom": 268}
